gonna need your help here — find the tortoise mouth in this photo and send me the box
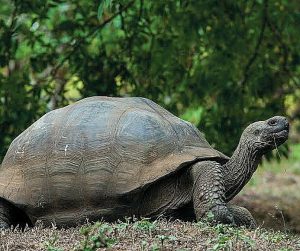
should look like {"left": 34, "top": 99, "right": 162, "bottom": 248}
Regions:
{"left": 262, "top": 125, "right": 289, "bottom": 148}
{"left": 275, "top": 129, "right": 288, "bottom": 138}
{"left": 272, "top": 128, "right": 289, "bottom": 145}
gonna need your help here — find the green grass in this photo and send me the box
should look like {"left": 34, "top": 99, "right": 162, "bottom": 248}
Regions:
{"left": 2, "top": 218, "right": 300, "bottom": 250}
{"left": 246, "top": 143, "right": 300, "bottom": 188}
{"left": 38, "top": 219, "right": 300, "bottom": 251}
{"left": 261, "top": 143, "right": 300, "bottom": 174}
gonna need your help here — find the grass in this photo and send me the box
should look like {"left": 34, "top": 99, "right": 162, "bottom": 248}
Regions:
{"left": 1, "top": 219, "right": 300, "bottom": 251}
{"left": 263, "top": 143, "right": 300, "bottom": 172}
{"left": 247, "top": 143, "right": 300, "bottom": 187}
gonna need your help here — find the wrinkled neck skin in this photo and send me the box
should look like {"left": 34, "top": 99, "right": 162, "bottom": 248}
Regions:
{"left": 223, "top": 140, "right": 264, "bottom": 202}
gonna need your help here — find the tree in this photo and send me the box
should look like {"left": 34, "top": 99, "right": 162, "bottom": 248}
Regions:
{"left": 0, "top": 0, "right": 299, "bottom": 160}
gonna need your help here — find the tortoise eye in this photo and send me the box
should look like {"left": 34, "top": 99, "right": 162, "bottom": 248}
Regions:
{"left": 254, "top": 129, "right": 260, "bottom": 136}
{"left": 268, "top": 119, "right": 277, "bottom": 126}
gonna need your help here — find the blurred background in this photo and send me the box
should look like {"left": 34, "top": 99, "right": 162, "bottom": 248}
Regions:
{"left": 0, "top": 0, "right": 300, "bottom": 231}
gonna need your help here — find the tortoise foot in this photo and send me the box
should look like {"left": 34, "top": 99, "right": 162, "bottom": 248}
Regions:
{"left": 209, "top": 205, "right": 236, "bottom": 225}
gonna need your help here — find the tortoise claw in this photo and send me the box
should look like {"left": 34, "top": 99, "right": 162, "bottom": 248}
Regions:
{"left": 209, "top": 205, "right": 236, "bottom": 225}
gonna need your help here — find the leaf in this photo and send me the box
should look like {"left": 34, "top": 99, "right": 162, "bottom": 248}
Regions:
{"left": 97, "top": 0, "right": 112, "bottom": 19}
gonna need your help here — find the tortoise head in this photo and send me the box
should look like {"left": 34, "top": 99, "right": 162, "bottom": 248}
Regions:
{"left": 240, "top": 116, "right": 289, "bottom": 152}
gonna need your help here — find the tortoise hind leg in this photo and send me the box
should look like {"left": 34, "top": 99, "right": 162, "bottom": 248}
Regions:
{"left": 0, "top": 197, "right": 32, "bottom": 229}
{"left": 0, "top": 198, "right": 12, "bottom": 229}
{"left": 228, "top": 205, "right": 257, "bottom": 229}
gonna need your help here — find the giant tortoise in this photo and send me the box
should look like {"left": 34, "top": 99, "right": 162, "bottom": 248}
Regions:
{"left": 0, "top": 96, "right": 289, "bottom": 228}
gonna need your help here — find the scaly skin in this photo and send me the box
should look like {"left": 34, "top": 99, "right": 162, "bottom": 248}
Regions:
{"left": 139, "top": 161, "right": 255, "bottom": 228}
{"left": 228, "top": 205, "right": 257, "bottom": 228}
{"left": 192, "top": 116, "right": 288, "bottom": 227}
{"left": 193, "top": 116, "right": 288, "bottom": 227}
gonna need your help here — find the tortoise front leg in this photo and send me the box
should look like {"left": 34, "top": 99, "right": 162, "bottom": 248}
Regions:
{"left": 190, "top": 161, "right": 235, "bottom": 225}
{"left": 228, "top": 204, "right": 257, "bottom": 229}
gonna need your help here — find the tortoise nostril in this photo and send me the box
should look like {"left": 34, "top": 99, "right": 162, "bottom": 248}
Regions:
{"left": 284, "top": 121, "right": 290, "bottom": 130}
{"left": 284, "top": 118, "right": 289, "bottom": 126}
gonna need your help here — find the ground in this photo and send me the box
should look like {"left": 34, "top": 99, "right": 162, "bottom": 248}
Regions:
{"left": 0, "top": 219, "right": 300, "bottom": 250}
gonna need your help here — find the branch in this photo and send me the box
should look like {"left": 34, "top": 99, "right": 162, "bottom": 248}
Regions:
{"left": 264, "top": 13, "right": 299, "bottom": 88}
{"left": 266, "top": 20, "right": 288, "bottom": 66}
{"left": 48, "top": 0, "right": 135, "bottom": 83}
{"left": 240, "top": 0, "right": 268, "bottom": 86}
{"left": 120, "top": 0, "right": 143, "bottom": 58}
{"left": 6, "top": 0, "right": 18, "bottom": 76}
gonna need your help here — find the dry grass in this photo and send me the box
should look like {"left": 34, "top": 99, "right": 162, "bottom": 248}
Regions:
{"left": 233, "top": 171, "right": 300, "bottom": 233}
{"left": 0, "top": 219, "right": 299, "bottom": 251}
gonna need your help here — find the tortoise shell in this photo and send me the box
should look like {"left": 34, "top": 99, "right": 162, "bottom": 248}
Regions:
{"left": 0, "top": 96, "right": 228, "bottom": 224}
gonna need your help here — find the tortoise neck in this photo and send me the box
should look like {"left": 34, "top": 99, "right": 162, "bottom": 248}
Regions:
{"left": 223, "top": 141, "right": 262, "bottom": 201}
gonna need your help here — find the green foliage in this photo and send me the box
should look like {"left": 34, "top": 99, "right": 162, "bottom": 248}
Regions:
{"left": 203, "top": 224, "right": 255, "bottom": 250}
{"left": 1, "top": 0, "right": 300, "bottom": 160}
{"left": 77, "top": 222, "right": 116, "bottom": 250}
{"left": 156, "top": 234, "right": 177, "bottom": 249}
{"left": 97, "top": 0, "right": 112, "bottom": 19}
{"left": 290, "top": 143, "right": 300, "bottom": 161}
{"left": 40, "top": 220, "right": 300, "bottom": 250}
{"left": 44, "top": 234, "right": 63, "bottom": 251}
{"left": 43, "top": 222, "right": 117, "bottom": 251}
{"left": 252, "top": 143, "right": 300, "bottom": 178}
{"left": 133, "top": 218, "right": 157, "bottom": 234}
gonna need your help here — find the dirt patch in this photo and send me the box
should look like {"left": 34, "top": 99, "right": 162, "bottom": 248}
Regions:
{"left": 233, "top": 171, "right": 300, "bottom": 233}
{"left": 233, "top": 193, "right": 300, "bottom": 232}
